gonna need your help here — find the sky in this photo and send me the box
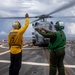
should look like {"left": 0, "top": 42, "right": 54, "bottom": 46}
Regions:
{"left": 0, "top": 0, "right": 75, "bottom": 37}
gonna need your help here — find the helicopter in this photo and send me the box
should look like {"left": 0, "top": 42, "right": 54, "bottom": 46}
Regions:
{"left": 31, "top": 18, "right": 54, "bottom": 47}
{"left": 30, "top": 0, "right": 75, "bottom": 47}
{"left": 0, "top": 0, "right": 75, "bottom": 47}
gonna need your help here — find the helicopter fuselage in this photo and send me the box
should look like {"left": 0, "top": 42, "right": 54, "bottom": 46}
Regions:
{"left": 32, "top": 21, "right": 54, "bottom": 47}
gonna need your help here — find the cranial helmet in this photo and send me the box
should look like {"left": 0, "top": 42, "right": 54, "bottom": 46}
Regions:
{"left": 12, "top": 21, "right": 21, "bottom": 29}
{"left": 55, "top": 21, "right": 64, "bottom": 30}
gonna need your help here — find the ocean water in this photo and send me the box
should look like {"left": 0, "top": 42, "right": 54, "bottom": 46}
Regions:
{"left": 0, "top": 35, "right": 75, "bottom": 41}
{"left": 0, "top": 36, "right": 32, "bottom": 41}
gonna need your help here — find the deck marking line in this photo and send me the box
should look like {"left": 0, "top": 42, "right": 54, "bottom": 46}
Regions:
{"left": 22, "top": 48, "right": 41, "bottom": 49}
{"left": 0, "top": 51, "right": 10, "bottom": 55}
{"left": 0, "top": 60, "right": 75, "bottom": 68}
{"left": 23, "top": 44, "right": 29, "bottom": 47}
{"left": 0, "top": 44, "right": 29, "bottom": 55}
{"left": 0, "top": 47, "right": 39, "bottom": 56}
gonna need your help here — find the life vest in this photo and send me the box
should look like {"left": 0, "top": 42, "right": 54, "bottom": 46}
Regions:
{"left": 48, "top": 31, "right": 66, "bottom": 51}
{"left": 8, "top": 30, "right": 23, "bottom": 47}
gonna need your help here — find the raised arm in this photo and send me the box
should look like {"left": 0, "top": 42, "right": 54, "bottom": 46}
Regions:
{"left": 19, "top": 13, "right": 29, "bottom": 34}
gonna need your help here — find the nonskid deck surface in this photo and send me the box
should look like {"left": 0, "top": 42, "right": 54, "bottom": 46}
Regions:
{"left": 0, "top": 40, "right": 75, "bottom": 75}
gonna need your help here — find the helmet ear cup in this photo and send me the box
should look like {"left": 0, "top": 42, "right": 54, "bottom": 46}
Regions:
{"left": 17, "top": 21, "right": 21, "bottom": 29}
{"left": 58, "top": 22, "right": 64, "bottom": 29}
{"left": 12, "top": 21, "right": 21, "bottom": 29}
{"left": 54, "top": 24, "right": 59, "bottom": 30}
{"left": 55, "top": 21, "right": 64, "bottom": 30}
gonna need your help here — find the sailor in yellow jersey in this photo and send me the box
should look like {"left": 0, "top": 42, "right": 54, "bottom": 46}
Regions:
{"left": 8, "top": 13, "right": 29, "bottom": 75}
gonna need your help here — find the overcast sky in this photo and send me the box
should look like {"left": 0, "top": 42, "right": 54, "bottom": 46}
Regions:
{"left": 0, "top": 0, "right": 75, "bottom": 37}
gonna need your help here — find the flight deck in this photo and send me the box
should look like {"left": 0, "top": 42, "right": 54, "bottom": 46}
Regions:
{"left": 0, "top": 40, "right": 75, "bottom": 75}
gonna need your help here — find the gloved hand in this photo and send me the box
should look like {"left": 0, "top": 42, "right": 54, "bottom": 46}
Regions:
{"left": 35, "top": 28, "right": 39, "bottom": 31}
{"left": 41, "top": 28, "right": 46, "bottom": 31}
{"left": 25, "top": 13, "right": 29, "bottom": 18}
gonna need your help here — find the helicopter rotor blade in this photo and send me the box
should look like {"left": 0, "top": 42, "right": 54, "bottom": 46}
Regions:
{"left": 1, "top": 1, "right": 75, "bottom": 20}
{"left": 31, "top": 18, "right": 41, "bottom": 23}
{"left": 48, "top": 16, "right": 75, "bottom": 18}
{"left": 31, "top": 15, "right": 75, "bottom": 23}
{"left": 47, "top": 0, "right": 75, "bottom": 16}
{"left": 31, "top": 0, "right": 75, "bottom": 20}
{"left": 0, "top": 17, "right": 25, "bottom": 19}
{"left": 0, "top": 16, "right": 38, "bottom": 19}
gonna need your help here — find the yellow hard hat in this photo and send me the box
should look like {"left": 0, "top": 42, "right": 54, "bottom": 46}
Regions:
{"left": 12, "top": 21, "right": 21, "bottom": 29}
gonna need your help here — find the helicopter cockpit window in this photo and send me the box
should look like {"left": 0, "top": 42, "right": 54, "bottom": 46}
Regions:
{"left": 35, "top": 22, "right": 39, "bottom": 26}
{"left": 49, "top": 21, "right": 53, "bottom": 30}
{"left": 32, "top": 24, "right": 34, "bottom": 26}
{"left": 49, "top": 25, "right": 52, "bottom": 30}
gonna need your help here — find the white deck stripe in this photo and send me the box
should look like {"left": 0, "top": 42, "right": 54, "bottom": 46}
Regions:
{"left": 23, "top": 44, "right": 28, "bottom": 47}
{"left": 0, "top": 60, "right": 75, "bottom": 68}
{"left": 65, "top": 65, "right": 75, "bottom": 68}
{"left": 0, "top": 44, "right": 29, "bottom": 55}
{"left": 22, "top": 48, "right": 41, "bottom": 49}
{"left": 0, "top": 51, "right": 10, "bottom": 55}
{"left": 0, "top": 47, "right": 40, "bottom": 56}
{"left": 22, "top": 62, "right": 49, "bottom": 66}
{"left": 0, "top": 45, "right": 8, "bottom": 49}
